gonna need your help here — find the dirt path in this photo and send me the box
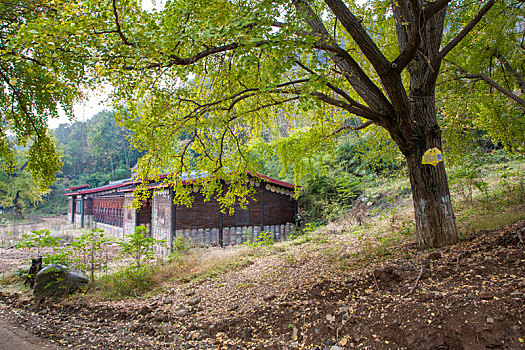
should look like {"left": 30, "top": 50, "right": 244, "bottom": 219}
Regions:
{"left": 0, "top": 316, "right": 59, "bottom": 350}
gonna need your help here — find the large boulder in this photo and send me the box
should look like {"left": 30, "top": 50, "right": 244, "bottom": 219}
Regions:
{"left": 33, "top": 264, "right": 89, "bottom": 300}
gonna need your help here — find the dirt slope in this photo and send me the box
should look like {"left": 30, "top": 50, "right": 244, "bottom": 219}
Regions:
{"left": 0, "top": 220, "right": 524, "bottom": 349}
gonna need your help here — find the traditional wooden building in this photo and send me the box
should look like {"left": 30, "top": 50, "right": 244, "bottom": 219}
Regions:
{"left": 66, "top": 173, "right": 297, "bottom": 249}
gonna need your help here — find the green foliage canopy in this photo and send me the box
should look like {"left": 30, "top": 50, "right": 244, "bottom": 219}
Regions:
{"left": 0, "top": 0, "right": 87, "bottom": 188}
{"left": 439, "top": 1, "right": 525, "bottom": 159}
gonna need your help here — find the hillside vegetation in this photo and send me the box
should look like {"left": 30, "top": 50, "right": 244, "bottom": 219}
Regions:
{"left": 1, "top": 156, "right": 523, "bottom": 349}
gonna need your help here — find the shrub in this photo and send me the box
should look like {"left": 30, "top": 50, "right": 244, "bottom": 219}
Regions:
{"left": 97, "top": 266, "right": 157, "bottom": 298}
{"left": 244, "top": 230, "right": 274, "bottom": 247}
{"left": 118, "top": 226, "right": 165, "bottom": 268}
{"left": 69, "top": 229, "right": 111, "bottom": 282}
{"left": 449, "top": 160, "right": 489, "bottom": 202}
{"left": 15, "top": 229, "right": 60, "bottom": 259}
{"left": 168, "top": 235, "right": 193, "bottom": 261}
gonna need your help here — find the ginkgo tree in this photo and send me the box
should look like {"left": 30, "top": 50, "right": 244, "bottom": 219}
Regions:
{"left": 0, "top": 150, "right": 47, "bottom": 218}
{"left": 0, "top": 0, "right": 85, "bottom": 189}
{"left": 14, "top": 0, "right": 524, "bottom": 248}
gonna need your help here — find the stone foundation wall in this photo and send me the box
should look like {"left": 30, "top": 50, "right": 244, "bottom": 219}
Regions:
{"left": 175, "top": 223, "right": 295, "bottom": 247}
{"left": 123, "top": 194, "right": 136, "bottom": 237}
{"left": 93, "top": 222, "right": 124, "bottom": 239}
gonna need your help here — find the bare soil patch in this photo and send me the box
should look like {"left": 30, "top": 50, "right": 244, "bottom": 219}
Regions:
{"left": 0, "top": 216, "right": 73, "bottom": 245}
{"left": 0, "top": 314, "right": 60, "bottom": 350}
{"left": 0, "top": 220, "right": 524, "bottom": 349}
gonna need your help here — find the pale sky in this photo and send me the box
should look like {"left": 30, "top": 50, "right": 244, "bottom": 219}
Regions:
{"left": 49, "top": 0, "right": 165, "bottom": 129}
{"left": 51, "top": 88, "right": 111, "bottom": 129}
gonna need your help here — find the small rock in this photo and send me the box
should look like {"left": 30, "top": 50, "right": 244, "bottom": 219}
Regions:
{"left": 188, "top": 297, "right": 201, "bottom": 305}
{"left": 479, "top": 292, "right": 493, "bottom": 300}
{"left": 337, "top": 306, "right": 349, "bottom": 315}
{"left": 326, "top": 314, "right": 335, "bottom": 322}
{"left": 292, "top": 326, "right": 298, "bottom": 340}
{"left": 175, "top": 307, "right": 190, "bottom": 317}
{"left": 186, "top": 290, "right": 195, "bottom": 296}
{"left": 190, "top": 331, "right": 203, "bottom": 341}
{"left": 428, "top": 251, "right": 442, "bottom": 260}
{"left": 241, "top": 328, "right": 252, "bottom": 339}
{"left": 465, "top": 294, "right": 475, "bottom": 300}
{"left": 164, "top": 298, "right": 173, "bottom": 304}
{"left": 487, "top": 317, "right": 494, "bottom": 324}
{"left": 330, "top": 346, "right": 343, "bottom": 350}
{"left": 154, "top": 312, "right": 168, "bottom": 322}
{"left": 420, "top": 292, "right": 434, "bottom": 301}
{"left": 138, "top": 306, "right": 151, "bottom": 315}
{"left": 264, "top": 294, "right": 276, "bottom": 301}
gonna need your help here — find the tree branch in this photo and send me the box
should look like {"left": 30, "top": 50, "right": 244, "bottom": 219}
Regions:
{"left": 392, "top": 0, "right": 423, "bottom": 72}
{"left": 423, "top": 0, "right": 452, "bottom": 21}
{"left": 439, "top": 0, "right": 496, "bottom": 59}
{"left": 494, "top": 52, "right": 525, "bottom": 94}
{"left": 312, "top": 42, "right": 393, "bottom": 114}
{"left": 316, "top": 0, "right": 409, "bottom": 119}
{"left": 112, "top": 0, "right": 133, "bottom": 46}
{"left": 323, "top": 0, "right": 391, "bottom": 74}
{"left": 291, "top": 0, "right": 394, "bottom": 115}
{"left": 311, "top": 91, "right": 383, "bottom": 122}
{"left": 462, "top": 73, "right": 525, "bottom": 109}
{"left": 443, "top": 58, "right": 525, "bottom": 109}
{"left": 329, "top": 120, "right": 374, "bottom": 137}
{"left": 294, "top": 60, "right": 385, "bottom": 120}
{"left": 127, "top": 42, "right": 264, "bottom": 69}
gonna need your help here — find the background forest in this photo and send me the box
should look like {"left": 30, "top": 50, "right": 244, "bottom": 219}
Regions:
{"left": 0, "top": 110, "right": 143, "bottom": 217}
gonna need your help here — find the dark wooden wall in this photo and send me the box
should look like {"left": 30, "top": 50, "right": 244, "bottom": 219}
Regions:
{"left": 92, "top": 196, "right": 124, "bottom": 227}
{"left": 262, "top": 190, "right": 296, "bottom": 226}
{"left": 175, "top": 192, "right": 221, "bottom": 229}
{"left": 173, "top": 186, "right": 296, "bottom": 238}
{"left": 137, "top": 198, "right": 152, "bottom": 234}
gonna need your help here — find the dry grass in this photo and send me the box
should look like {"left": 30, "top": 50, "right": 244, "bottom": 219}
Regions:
{"left": 155, "top": 244, "right": 274, "bottom": 285}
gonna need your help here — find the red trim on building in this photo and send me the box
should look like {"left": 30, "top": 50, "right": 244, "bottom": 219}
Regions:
{"left": 253, "top": 173, "right": 295, "bottom": 189}
{"left": 67, "top": 184, "right": 90, "bottom": 191}
{"left": 65, "top": 181, "right": 138, "bottom": 196}
{"left": 66, "top": 173, "right": 295, "bottom": 196}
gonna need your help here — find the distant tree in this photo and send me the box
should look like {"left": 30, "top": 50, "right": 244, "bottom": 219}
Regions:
{"left": 54, "top": 121, "right": 92, "bottom": 179}
{"left": 86, "top": 110, "right": 141, "bottom": 179}
{"left": 53, "top": 110, "right": 142, "bottom": 187}
{"left": 0, "top": 150, "right": 46, "bottom": 219}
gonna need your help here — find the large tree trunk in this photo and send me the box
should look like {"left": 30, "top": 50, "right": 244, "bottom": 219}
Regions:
{"left": 405, "top": 139, "right": 458, "bottom": 248}
{"left": 390, "top": 89, "right": 458, "bottom": 249}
